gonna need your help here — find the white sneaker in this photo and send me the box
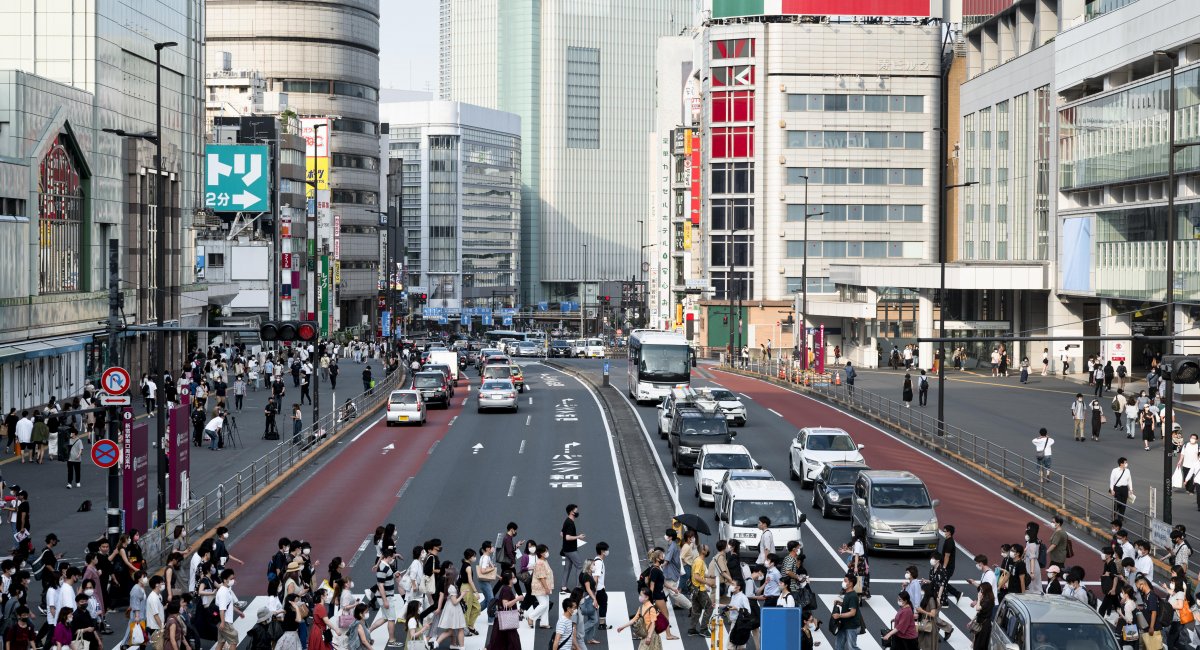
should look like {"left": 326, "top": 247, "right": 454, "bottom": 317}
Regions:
{"left": 76, "top": 483, "right": 81, "bottom": 488}
{"left": 66, "top": 484, "right": 72, "bottom": 489}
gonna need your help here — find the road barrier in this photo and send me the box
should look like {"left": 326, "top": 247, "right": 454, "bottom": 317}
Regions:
{"left": 139, "top": 369, "right": 405, "bottom": 569}
{"left": 728, "top": 359, "right": 1194, "bottom": 573}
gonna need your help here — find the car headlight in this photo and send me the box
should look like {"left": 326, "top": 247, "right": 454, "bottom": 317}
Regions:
{"left": 870, "top": 516, "right": 893, "bottom": 532}
{"left": 679, "top": 446, "right": 695, "bottom": 454}
{"left": 805, "top": 458, "right": 821, "bottom": 466}
{"left": 919, "top": 519, "right": 939, "bottom": 533}
{"left": 826, "top": 491, "right": 840, "bottom": 502}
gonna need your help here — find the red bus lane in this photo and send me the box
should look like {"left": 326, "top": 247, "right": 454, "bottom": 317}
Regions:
{"left": 711, "top": 369, "right": 1103, "bottom": 579}
{"left": 230, "top": 386, "right": 464, "bottom": 576}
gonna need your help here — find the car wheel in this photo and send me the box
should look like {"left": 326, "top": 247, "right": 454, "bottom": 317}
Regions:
{"left": 811, "top": 491, "right": 820, "bottom": 509}
{"left": 658, "top": 427, "right": 666, "bottom": 440}
{"left": 519, "top": 384, "right": 525, "bottom": 393}
{"left": 419, "top": 419, "right": 425, "bottom": 426}
{"left": 822, "top": 501, "right": 832, "bottom": 519}
{"left": 789, "top": 461, "right": 799, "bottom": 481}
{"left": 671, "top": 452, "right": 677, "bottom": 469}
{"left": 477, "top": 407, "right": 483, "bottom": 413}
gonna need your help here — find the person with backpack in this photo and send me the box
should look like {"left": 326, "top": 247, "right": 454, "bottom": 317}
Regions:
{"left": 1135, "top": 575, "right": 1166, "bottom": 650}
{"left": 917, "top": 370, "right": 930, "bottom": 407}
{"left": 843, "top": 362, "right": 857, "bottom": 397}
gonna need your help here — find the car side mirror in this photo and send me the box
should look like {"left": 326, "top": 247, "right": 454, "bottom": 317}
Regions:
{"left": 855, "top": 497, "right": 866, "bottom": 506}
{"left": 754, "top": 464, "right": 762, "bottom": 470}
{"left": 657, "top": 405, "right": 664, "bottom": 410}
{"left": 931, "top": 499, "right": 940, "bottom": 508}
{"left": 1005, "top": 643, "right": 1019, "bottom": 650}
{"left": 713, "top": 486, "right": 723, "bottom": 497}
{"left": 857, "top": 444, "right": 865, "bottom": 450}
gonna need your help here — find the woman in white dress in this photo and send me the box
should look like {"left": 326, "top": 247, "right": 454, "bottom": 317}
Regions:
{"left": 435, "top": 562, "right": 466, "bottom": 649}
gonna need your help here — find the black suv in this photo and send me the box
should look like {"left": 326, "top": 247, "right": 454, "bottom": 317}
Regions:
{"left": 549, "top": 340, "right": 572, "bottom": 357}
{"left": 668, "top": 406, "right": 733, "bottom": 474}
{"left": 411, "top": 371, "right": 451, "bottom": 409}
{"left": 811, "top": 461, "right": 870, "bottom": 518}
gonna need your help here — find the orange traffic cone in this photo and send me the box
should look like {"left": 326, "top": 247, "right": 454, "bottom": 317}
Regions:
{"left": 834, "top": 371, "right": 842, "bottom": 386}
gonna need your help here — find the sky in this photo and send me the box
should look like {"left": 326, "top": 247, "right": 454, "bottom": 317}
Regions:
{"left": 379, "top": 1, "right": 440, "bottom": 93}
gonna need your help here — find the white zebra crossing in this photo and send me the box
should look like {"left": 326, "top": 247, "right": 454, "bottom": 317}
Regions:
{"left": 862, "top": 590, "right": 973, "bottom": 650}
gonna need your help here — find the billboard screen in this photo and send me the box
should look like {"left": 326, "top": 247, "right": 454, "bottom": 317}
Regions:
{"left": 712, "top": 0, "right": 936, "bottom": 18}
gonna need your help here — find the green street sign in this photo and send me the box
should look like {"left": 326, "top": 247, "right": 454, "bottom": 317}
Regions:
{"left": 204, "top": 144, "right": 270, "bottom": 212}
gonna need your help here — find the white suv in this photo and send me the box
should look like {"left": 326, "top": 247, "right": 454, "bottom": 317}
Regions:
{"left": 694, "top": 444, "right": 759, "bottom": 506}
{"left": 788, "top": 427, "right": 865, "bottom": 487}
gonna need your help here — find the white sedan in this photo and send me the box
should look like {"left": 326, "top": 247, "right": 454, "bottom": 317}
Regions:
{"left": 386, "top": 390, "right": 426, "bottom": 426}
{"left": 694, "top": 444, "right": 760, "bottom": 506}
{"left": 788, "top": 427, "right": 865, "bottom": 487}
{"left": 478, "top": 379, "right": 519, "bottom": 412}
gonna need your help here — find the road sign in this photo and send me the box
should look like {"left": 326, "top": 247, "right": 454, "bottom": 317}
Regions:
{"left": 98, "top": 395, "right": 132, "bottom": 406}
{"left": 101, "top": 366, "right": 131, "bottom": 395}
{"left": 204, "top": 144, "right": 270, "bottom": 212}
{"left": 91, "top": 439, "right": 121, "bottom": 469}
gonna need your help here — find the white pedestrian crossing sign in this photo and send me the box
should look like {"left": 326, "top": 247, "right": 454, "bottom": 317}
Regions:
{"left": 204, "top": 144, "right": 270, "bottom": 212}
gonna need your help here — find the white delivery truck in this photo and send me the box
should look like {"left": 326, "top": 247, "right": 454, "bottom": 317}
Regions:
{"left": 427, "top": 350, "right": 461, "bottom": 382}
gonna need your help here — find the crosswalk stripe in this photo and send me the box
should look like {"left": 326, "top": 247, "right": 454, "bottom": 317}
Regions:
{"left": 864, "top": 592, "right": 972, "bottom": 650}
{"left": 606, "top": 590, "right": 634, "bottom": 647}
{"left": 819, "top": 594, "right": 884, "bottom": 650}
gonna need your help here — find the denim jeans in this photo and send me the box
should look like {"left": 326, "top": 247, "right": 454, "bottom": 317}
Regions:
{"left": 834, "top": 626, "right": 860, "bottom": 650}
{"left": 580, "top": 597, "right": 598, "bottom": 642}
{"left": 477, "top": 580, "right": 495, "bottom": 616}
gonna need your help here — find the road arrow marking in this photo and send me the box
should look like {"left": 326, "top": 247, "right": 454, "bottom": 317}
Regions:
{"left": 232, "top": 190, "right": 261, "bottom": 209}
{"left": 381, "top": 443, "right": 395, "bottom": 455}
{"left": 472, "top": 443, "right": 484, "bottom": 454}
{"left": 564, "top": 442, "right": 581, "bottom": 451}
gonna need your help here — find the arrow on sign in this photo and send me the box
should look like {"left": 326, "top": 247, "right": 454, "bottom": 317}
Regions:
{"left": 232, "top": 191, "right": 261, "bottom": 209}
{"left": 381, "top": 443, "right": 395, "bottom": 455}
{"left": 472, "top": 443, "right": 484, "bottom": 455}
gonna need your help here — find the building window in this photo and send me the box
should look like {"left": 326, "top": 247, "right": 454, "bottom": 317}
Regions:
{"left": 786, "top": 167, "right": 922, "bottom": 186}
{"left": 209, "top": 253, "right": 225, "bottom": 268}
{"left": 786, "top": 131, "right": 924, "bottom": 149}
{"left": 710, "top": 162, "right": 754, "bottom": 194}
{"left": 38, "top": 134, "right": 84, "bottom": 294}
{"left": 710, "top": 198, "right": 754, "bottom": 230}
{"left": 711, "top": 127, "right": 754, "bottom": 158}
{"left": 785, "top": 277, "right": 836, "bottom": 294}
{"left": 566, "top": 46, "right": 601, "bottom": 149}
{"left": 712, "top": 65, "right": 754, "bottom": 87}
{"left": 333, "top": 117, "right": 377, "bottom": 135}
{"left": 710, "top": 234, "right": 754, "bottom": 266}
{"left": 711, "top": 38, "right": 754, "bottom": 59}
{"left": 786, "top": 93, "right": 924, "bottom": 113}
{"left": 711, "top": 90, "right": 755, "bottom": 123}
{"left": 331, "top": 189, "right": 379, "bottom": 206}
{"left": 279, "top": 79, "right": 378, "bottom": 102}
{"left": 331, "top": 153, "right": 380, "bottom": 170}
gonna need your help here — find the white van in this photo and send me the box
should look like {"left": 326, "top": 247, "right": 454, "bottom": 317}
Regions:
{"left": 585, "top": 338, "right": 606, "bottom": 358}
{"left": 714, "top": 479, "right": 806, "bottom": 559}
{"left": 426, "top": 350, "right": 460, "bottom": 382}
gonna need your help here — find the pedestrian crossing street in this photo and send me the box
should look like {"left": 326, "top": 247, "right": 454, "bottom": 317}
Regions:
{"left": 230, "top": 582, "right": 991, "bottom": 650}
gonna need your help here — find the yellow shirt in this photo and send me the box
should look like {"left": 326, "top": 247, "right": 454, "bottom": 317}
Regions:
{"left": 691, "top": 557, "right": 709, "bottom": 592}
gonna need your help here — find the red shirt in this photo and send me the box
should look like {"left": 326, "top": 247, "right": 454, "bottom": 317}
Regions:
{"left": 893, "top": 605, "right": 918, "bottom": 639}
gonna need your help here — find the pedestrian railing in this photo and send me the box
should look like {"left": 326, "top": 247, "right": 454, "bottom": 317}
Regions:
{"left": 730, "top": 359, "right": 1195, "bottom": 571}
{"left": 138, "top": 370, "right": 404, "bottom": 569}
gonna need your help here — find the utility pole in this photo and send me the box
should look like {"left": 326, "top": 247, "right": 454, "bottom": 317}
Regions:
{"left": 153, "top": 40, "right": 176, "bottom": 528}
{"left": 106, "top": 238, "right": 123, "bottom": 545}
{"left": 1158, "top": 49, "right": 1179, "bottom": 524}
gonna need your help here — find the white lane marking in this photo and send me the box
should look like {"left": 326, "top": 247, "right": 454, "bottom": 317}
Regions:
{"left": 605, "top": 591, "right": 635, "bottom": 648}
{"left": 518, "top": 439, "right": 526, "bottom": 454}
{"left": 507, "top": 476, "right": 517, "bottom": 497}
{"left": 463, "top": 398, "right": 469, "bottom": 406}
{"left": 725, "top": 370, "right": 1104, "bottom": 559}
{"left": 525, "top": 415, "right": 531, "bottom": 426}
{"left": 395, "top": 476, "right": 413, "bottom": 499}
{"left": 568, "top": 372, "right": 644, "bottom": 582}
{"left": 426, "top": 439, "right": 439, "bottom": 455}
{"left": 528, "top": 396, "right": 533, "bottom": 405}
{"left": 767, "top": 407, "right": 784, "bottom": 418}
{"left": 818, "top": 595, "right": 884, "bottom": 650}
{"left": 613, "top": 386, "right": 684, "bottom": 514}
{"left": 449, "top": 416, "right": 458, "bottom": 426}
{"left": 739, "top": 393, "right": 752, "bottom": 399}
{"left": 350, "top": 414, "right": 385, "bottom": 441}
{"left": 347, "top": 536, "right": 373, "bottom": 568}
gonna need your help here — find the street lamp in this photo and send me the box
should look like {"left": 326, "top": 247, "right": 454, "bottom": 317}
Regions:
{"left": 939, "top": 180, "right": 978, "bottom": 437}
{"left": 152, "top": 40, "right": 175, "bottom": 529}
{"left": 1152, "top": 49, "right": 1200, "bottom": 524}
{"left": 799, "top": 209, "right": 828, "bottom": 369}
{"left": 581, "top": 243, "right": 588, "bottom": 337}
{"left": 303, "top": 120, "right": 328, "bottom": 434}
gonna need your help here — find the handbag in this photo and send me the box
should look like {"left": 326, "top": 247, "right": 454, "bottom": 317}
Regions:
{"left": 496, "top": 607, "right": 520, "bottom": 631}
{"left": 1173, "top": 467, "right": 1185, "bottom": 490}
{"left": 338, "top": 612, "right": 354, "bottom": 629}
{"left": 129, "top": 621, "right": 147, "bottom": 646}
{"left": 917, "top": 616, "right": 936, "bottom": 634}
{"left": 654, "top": 608, "right": 669, "bottom": 633}
{"left": 420, "top": 574, "right": 435, "bottom": 594}
{"left": 1123, "top": 624, "right": 1140, "bottom": 642}
{"left": 1180, "top": 603, "right": 1195, "bottom": 625}
{"left": 70, "top": 633, "right": 88, "bottom": 650}
{"left": 1129, "top": 491, "right": 1137, "bottom": 504}
{"left": 968, "top": 618, "right": 983, "bottom": 634}
{"left": 1101, "top": 414, "right": 1108, "bottom": 424}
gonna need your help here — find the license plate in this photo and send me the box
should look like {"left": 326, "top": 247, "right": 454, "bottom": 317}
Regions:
{"left": 900, "top": 537, "right": 914, "bottom": 547}
{"left": 399, "top": 416, "right": 408, "bottom": 421}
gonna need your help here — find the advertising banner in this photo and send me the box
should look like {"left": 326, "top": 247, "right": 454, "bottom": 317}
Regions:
{"left": 122, "top": 408, "right": 148, "bottom": 532}
{"left": 689, "top": 132, "right": 701, "bottom": 225}
{"left": 320, "top": 255, "right": 330, "bottom": 337}
{"left": 167, "top": 394, "right": 191, "bottom": 510}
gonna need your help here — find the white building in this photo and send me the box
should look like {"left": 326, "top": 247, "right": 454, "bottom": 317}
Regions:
{"left": 380, "top": 101, "right": 521, "bottom": 327}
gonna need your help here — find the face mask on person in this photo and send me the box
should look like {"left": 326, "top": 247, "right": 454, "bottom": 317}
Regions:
{"left": 904, "top": 572, "right": 913, "bottom": 580}
{"left": 808, "top": 623, "right": 818, "bottom": 632}
{"left": 841, "top": 581, "right": 849, "bottom": 591}
{"left": 223, "top": 533, "right": 230, "bottom": 540}
{"left": 1025, "top": 534, "right": 1031, "bottom": 542}
{"left": 1008, "top": 551, "right": 1016, "bottom": 559}
{"left": 303, "top": 548, "right": 311, "bottom": 556}
{"left": 638, "top": 594, "right": 648, "bottom": 604}
{"left": 348, "top": 581, "right": 354, "bottom": 589}
{"left": 930, "top": 559, "right": 937, "bottom": 567}
{"left": 84, "top": 589, "right": 94, "bottom": 597}
{"left": 140, "top": 577, "right": 149, "bottom": 586}
{"left": 228, "top": 579, "right": 236, "bottom": 588}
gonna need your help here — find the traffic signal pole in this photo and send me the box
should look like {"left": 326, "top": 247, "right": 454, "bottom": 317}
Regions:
{"left": 106, "top": 239, "right": 123, "bottom": 545}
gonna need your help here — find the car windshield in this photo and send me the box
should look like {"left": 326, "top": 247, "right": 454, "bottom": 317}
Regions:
{"left": 870, "top": 484, "right": 933, "bottom": 508}
{"left": 680, "top": 417, "right": 730, "bottom": 445}
{"left": 825, "top": 468, "right": 862, "bottom": 485}
{"left": 482, "top": 381, "right": 511, "bottom": 391}
{"left": 709, "top": 389, "right": 737, "bottom": 401}
{"left": 806, "top": 434, "right": 857, "bottom": 451}
{"left": 484, "top": 367, "right": 512, "bottom": 378}
{"left": 414, "top": 376, "right": 442, "bottom": 388}
{"left": 702, "top": 453, "right": 754, "bottom": 470}
{"left": 731, "top": 500, "right": 799, "bottom": 527}
{"left": 552, "top": 341, "right": 568, "bottom": 347}
{"left": 389, "top": 393, "right": 418, "bottom": 405}
{"left": 1028, "top": 622, "right": 1121, "bottom": 650}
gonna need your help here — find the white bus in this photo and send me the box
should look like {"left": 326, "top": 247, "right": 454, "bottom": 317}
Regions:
{"left": 627, "top": 330, "right": 692, "bottom": 403}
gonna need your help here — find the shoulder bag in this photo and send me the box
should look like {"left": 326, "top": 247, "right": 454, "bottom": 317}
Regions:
{"left": 495, "top": 605, "right": 520, "bottom": 631}
{"left": 917, "top": 615, "right": 936, "bottom": 634}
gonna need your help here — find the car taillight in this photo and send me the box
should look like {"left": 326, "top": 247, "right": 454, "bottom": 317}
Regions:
{"left": 508, "top": 392, "right": 516, "bottom": 399}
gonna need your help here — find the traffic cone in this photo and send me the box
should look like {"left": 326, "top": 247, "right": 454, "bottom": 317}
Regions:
{"left": 834, "top": 371, "right": 842, "bottom": 386}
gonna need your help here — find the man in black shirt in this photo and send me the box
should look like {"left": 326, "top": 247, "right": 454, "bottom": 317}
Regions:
{"left": 938, "top": 525, "right": 961, "bottom": 603}
{"left": 263, "top": 399, "right": 278, "bottom": 440}
{"left": 560, "top": 504, "right": 585, "bottom": 593}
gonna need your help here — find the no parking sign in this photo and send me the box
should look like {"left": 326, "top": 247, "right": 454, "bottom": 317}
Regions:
{"left": 91, "top": 439, "right": 121, "bottom": 469}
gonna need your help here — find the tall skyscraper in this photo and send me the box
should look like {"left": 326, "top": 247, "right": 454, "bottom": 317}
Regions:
{"left": 207, "top": 0, "right": 383, "bottom": 329}
{"left": 439, "top": 0, "right": 692, "bottom": 305}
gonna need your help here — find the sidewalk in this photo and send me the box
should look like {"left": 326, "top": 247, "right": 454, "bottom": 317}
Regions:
{"left": 1, "top": 357, "right": 386, "bottom": 559}
{"left": 844, "top": 365, "right": 1200, "bottom": 530}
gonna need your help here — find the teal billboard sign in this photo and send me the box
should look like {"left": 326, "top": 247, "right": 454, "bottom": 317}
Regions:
{"left": 204, "top": 144, "right": 270, "bottom": 212}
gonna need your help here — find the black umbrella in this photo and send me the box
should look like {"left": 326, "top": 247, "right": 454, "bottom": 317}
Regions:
{"left": 673, "top": 513, "right": 712, "bottom": 536}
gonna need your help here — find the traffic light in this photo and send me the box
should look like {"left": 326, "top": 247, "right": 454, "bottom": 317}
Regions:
{"left": 601, "top": 295, "right": 611, "bottom": 305}
{"left": 415, "top": 292, "right": 428, "bottom": 305}
{"left": 1161, "top": 355, "right": 1200, "bottom": 384}
{"left": 260, "top": 320, "right": 318, "bottom": 342}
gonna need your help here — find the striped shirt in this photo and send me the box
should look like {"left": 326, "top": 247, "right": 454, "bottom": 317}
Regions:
{"left": 376, "top": 559, "right": 396, "bottom": 597}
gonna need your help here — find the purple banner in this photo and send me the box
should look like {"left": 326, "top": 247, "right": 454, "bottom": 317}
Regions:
{"left": 167, "top": 394, "right": 191, "bottom": 510}
{"left": 122, "top": 408, "right": 149, "bottom": 533}
{"left": 815, "top": 325, "right": 826, "bottom": 374}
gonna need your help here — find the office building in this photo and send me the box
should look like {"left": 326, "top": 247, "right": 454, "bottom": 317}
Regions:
{"left": 381, "top": 100, "right": 521, "bottom": 328}
{"left": 0, "top": 0, "right": 205, "bottom": 411}
{"left": 1054, "top": 0, "right": 1200, "bottom": 373}
{"left": 207, "top": 0, "right": 383, "bottom": 330}
{"left": 439, "top": 0, "right": 692, "bottom": 305}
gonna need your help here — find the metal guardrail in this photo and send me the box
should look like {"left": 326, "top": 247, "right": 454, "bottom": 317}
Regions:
{"left": 138, "top": 370, "right": 404, "bottom": 568}
{"left": 730, "top": 359, "right": 1196, "bottom": 571}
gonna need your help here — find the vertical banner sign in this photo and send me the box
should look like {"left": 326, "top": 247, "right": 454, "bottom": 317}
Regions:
{"left": 121, "top": 408, "right": 149, "bottom": 532}
{"left": 689, "top": 132, "right": 701, "bottom": 225}
{"left": 320, "top": 255, "right": 330, "bottom": 336}
{"left": 816, "top": 325, "right": 826, "bottom": 375}
{"left": 332, "top": 214, "right": 342, "bottom": 331}
{"left": 167, "top": 394, "right": 191, "bottom": 510}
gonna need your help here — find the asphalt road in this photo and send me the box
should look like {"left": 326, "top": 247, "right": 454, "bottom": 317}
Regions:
{"left": 847, "top": 366, "right": 1200, "bottom": 531}
{"left": 227, "top": 361, "right": 655, "bottom": 650}
{"left": 552, "top": 356, "right": 1106, "bottom": 650}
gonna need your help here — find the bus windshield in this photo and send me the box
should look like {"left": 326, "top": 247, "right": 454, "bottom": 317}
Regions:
{"left": 636, "top": 343, "right": 690, "bottom": 383}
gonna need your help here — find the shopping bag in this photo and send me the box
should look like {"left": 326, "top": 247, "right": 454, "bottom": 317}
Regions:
{"left": 1173, "top": 467, "right": 1184, "bottom": 490}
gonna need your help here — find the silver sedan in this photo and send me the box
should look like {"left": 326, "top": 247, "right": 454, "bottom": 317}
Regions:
{"left": 478, "top": 379, "right": 519, "bottom": 412}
